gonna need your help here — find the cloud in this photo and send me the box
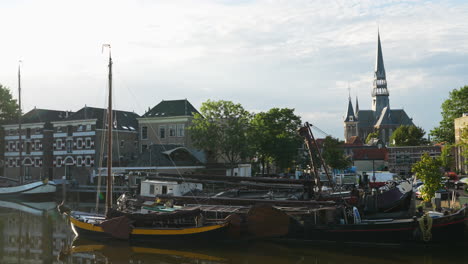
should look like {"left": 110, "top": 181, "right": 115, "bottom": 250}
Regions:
{"left": 0, "top": 0, "right": 467, "bottom": 140}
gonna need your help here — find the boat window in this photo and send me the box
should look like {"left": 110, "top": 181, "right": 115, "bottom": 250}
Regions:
{"left": 149, "top": 185, "right": 155, "bottom": 195}
{"left": 162, "top": 185, "right": 168, "bottom": 194}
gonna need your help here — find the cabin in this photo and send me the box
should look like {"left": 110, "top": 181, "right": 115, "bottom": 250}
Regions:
{"left": 140, "top": 180, "right": 202, "bottom": 197}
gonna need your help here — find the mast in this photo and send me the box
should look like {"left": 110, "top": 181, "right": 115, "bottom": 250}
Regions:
{"left": 18, "top": 61, "right": 23, "bottom": 184}
{"left": 104, "top": 45, "right": 113, "bottom": 216}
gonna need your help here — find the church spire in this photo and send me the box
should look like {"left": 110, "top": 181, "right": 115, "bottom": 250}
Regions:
{"left": 372, "top": 30, "right": 389, "bottom": 97}
{"left": 344, "top": 97, "right": 356, "bottom": 122}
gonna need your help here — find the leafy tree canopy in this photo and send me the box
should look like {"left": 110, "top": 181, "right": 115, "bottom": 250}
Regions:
{"left": 250, "top": 108, "right": 302, "bottom": 171}
{"left": 188, "top": 100, "right": 252, "bottom": 169}
{"left": 321, "top": 136, "right": 351, "bottom": 170}
{"left": 411, "top": 152, "right": 444, "bottom": 202}
{"left": 431, "top": 85, "right": 468, "bottom": 143}
{"left": 390, "top": 125, "right": 428, "bottom": 146}
{"left": 0, "top": 84, "right": 20, "bottom": 125}
{"left": 366, "top": 131, "right": 379, "bottom": 144}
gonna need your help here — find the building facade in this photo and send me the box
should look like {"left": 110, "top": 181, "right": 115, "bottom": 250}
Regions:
{"left": 137, "top": 99, "right": 200, "bottom": 152}
{"left": 387, "top": 145, "right": 441, "bottom": 176}
{"left": 344, "top": 32, "right": 414, "bottom": 145}
{"left": 51, "top": 106, "right": 140, "bottom": 184}
{"left": 454, "top": 114, "right": 468, "bottom": 174}
{"left": 2, "top": 108, "right": 70, "bottom": 181}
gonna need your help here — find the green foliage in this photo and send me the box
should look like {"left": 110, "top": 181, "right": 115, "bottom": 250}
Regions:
{"left": 460, "top": 127, "right": 468, "bottom": 166}
{"left": 411, "top": 153, "right": 444, "bottom": 202}
{"left": 431, "top": 85, "right": 468, "bottom": 143}
{"left": 321, "top": 136, "right": 351, "bottom": 170}
{"left": 0, "top": 84, "right": 20, "bottom": 159}
{"left": 0, "top": 84, "right": 20, "bottom": 125}
{"left": 440, "top": 144, "right": 454, "bottom": 171}
{"left": 366, "top": 131, "right": 379, "bottom": 144}
{"left": 250, "top": 108, "right": 302, "bottom": 172}
{"left": 188, "top": 100, "right": 252, "bottom": 169}
{"left": 390, "top": 125, "right": 428, "bottom": 146}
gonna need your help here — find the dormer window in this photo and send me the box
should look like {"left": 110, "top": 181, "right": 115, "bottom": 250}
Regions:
{"left": 349, "top": 116, "right": 354, "bottom": 121}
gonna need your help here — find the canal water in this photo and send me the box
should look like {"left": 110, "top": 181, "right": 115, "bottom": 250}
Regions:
{"left": 0, "top": 200, "right": 466, "bottom": 264}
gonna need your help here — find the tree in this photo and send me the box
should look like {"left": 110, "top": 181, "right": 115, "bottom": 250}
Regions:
{"left": 0, "top": 84, "right": 20, "bottom": 162}
{"left": 321, "top": 136, "right": 351, "bottom": 171}
{"left": 250, "top": 108, "right": 302, "bottom": 174}
{"left": 366, "top": 131, "right": 379, "bottom": 144}
{"left": 431, "top": 85, "right": 468, "bottom": 143}
{"left": 411, "top": 153, "right": 444, "bottom": 202}
{"left": 188, "top": 100, "right": 252, "bottom": 174}
{"left": 390, "top": 125, "right": 428, "bottom": 146}
{"left": 440, "top": 144, "right": 454, "bottom": 172}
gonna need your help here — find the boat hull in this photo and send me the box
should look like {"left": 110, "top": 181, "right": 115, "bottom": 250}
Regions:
{"left": 69, "top": 212, "right": 229, "bottom": 243}
{"left": 0, "top": 180, "right": 57, "bottom": 198}
{"left": 285, "top": 208, "right": 466, "bottom": 244}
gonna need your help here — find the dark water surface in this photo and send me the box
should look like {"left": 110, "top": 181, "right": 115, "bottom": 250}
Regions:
{"left": 0, "top": 200, "right": 466, "bottom": 264}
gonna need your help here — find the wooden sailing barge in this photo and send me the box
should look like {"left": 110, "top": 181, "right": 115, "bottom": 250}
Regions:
{"left": 65, "top": 46, "right": 229, "bottom": 242}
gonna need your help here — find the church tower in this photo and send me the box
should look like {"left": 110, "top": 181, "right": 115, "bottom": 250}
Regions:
{"left": 344, "top": 96, "right": 358, "bottom": 143}
{"left": 372, "top": 31, "right": 390, "bottom": 119}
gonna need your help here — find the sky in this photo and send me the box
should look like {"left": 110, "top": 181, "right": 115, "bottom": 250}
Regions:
{"left": 0, "top": 0, "right": 467, "bottom": 140}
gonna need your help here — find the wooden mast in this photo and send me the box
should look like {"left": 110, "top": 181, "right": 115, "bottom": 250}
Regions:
{"left": 18, "top": 61, "right": 23, "bottom": 185}
{"left": 104, "top": 45, "right": 113, "bottom": 216}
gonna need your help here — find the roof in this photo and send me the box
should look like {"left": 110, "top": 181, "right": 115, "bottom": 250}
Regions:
{"left": 353, "top": 148, "right": 388, "bottom": 160}
{"left": 143, "top": 99, "right": 199, "bottom": 118}
{"left": 356, "top": 110, "right": 375, "bottom": 128}
{"left": 389, "top": 109, "right": 414, "bottom": 126}
{"left": 344, "top": 136, "right": 363, "bottom": 146}
{"left": 64, "top": 106, "right": 140, "bottom": 130}
{"left": 128, "top": 144, "right": 204, "bottom": 167}
{"left": 7, "top": 108, "right": 71, "bottom": 125}
{"left": 375, "top": 107, "right": 393, "bottom": 127}
{"left": 375, "top": 31, "right": 386, "bottom": 80}
{"left": 344, "top": 98, "right": 356, "bottom": 122}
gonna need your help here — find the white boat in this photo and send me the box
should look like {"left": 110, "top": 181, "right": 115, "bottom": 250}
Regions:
{"left": 0, "top": 179, "right": 57, "bottom": 198}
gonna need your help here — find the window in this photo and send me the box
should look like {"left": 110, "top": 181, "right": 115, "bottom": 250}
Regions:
{"left": 25, "top": 167, "right": 31, "bottom": 180}
{"left": 57, "top": 158, "right": 62, "bottom": 167}
{"left": 57, "top": 126, "right": 62, "bottom": 132}
{"left": 169, "top": 125, "right": 176, "bottom": 137}
{"left": 26, "top": 142, "right": 31, "bottom": 154}
{"left": 177, "top": 124, "right": 185, "bottom": 137}
{"left": 66, "top": 140, "right": 73, "bottom": 153}
{"left": 77, "top": 125, "right": 83, "bottom": 131}
{"left": 77, "top": 138, "right": 83, "bottom": 149}
{"left": 159, "top": 126, "right": 166, "bottom": 139}
{"left": 8, "top": 129, "right": 13, "bottom": 136}
{"left": 35, "top": 128, "right": 41, "bottom": 134}
{"left": 65, "top": 165, "right": 72, "bottom": 179}
{"left": 134, "top": 141, "right": 138, "bottom": 148}
{"left": 142, "top": 144, "right": 148, "bottom": 152}
{"left": 16, "top": 142, "right": 21, "bottom": 152}
{"left": 9, "top": 142, "right": 15, "bottom": 151}
{"left": 86, "top": 124, "right": 92, "bottom": 131}
{"left": 76, "top": 156, "right": 83, "bottom": 167}
{"left": 120, "top": 140, "right": 124, "bottom": 148}
{"left": 85, "top": 138, "right": 92, "bottom": 148}
{"left": 349, "top": 116, "right": 354, "bottom": 121}
{"left": 8, "top": 159, "right": 13, "bottom": 167}
{"left": 35, "top": 159, "right": 41, "bottom": 167}
{"left": 26, "top": 128, "right": 31, "bottom": 139}
{"left": 85, "top": 156, "right": 91, "bottom": 166}
{"left": 141, "top": 126, "right": 148, "bottom": 139}
{"left": 34, "top": 141, "right": 40, "bottom": 150}
{"left": 67, "top": 125, "right": 73, "bottom": 136}
{"left": 149, "top": 185, "right": 155, "bottom": 195}
{"left": 56, "top": 140, "right": 62, "bottom": 150}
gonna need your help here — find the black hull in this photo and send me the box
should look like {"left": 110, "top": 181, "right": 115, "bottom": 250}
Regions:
{"left": 286, "top": 209, "right": 466, "bottom": 244}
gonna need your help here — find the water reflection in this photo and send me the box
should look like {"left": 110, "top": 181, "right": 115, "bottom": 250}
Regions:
{"left": 0, "top": 200, "right": 466, "bottom": 264}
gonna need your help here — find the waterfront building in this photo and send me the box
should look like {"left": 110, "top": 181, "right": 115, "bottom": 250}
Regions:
{"left": 2, "top": 108, "right": 70, "bottom": 181}
{"left": 454, "top": 113, "right": 468, "bottom": 174}
{"left": 344, "top": 32, "right": 414, "bottom": 145}
{"left": 137, "top": 99, "right": 199, "bottom": 152}
{"left": 50, "top": 106, "right": 139, "bottom": 184}
{"left": 387, "top": 145, "right": 441, "bottom": 176}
